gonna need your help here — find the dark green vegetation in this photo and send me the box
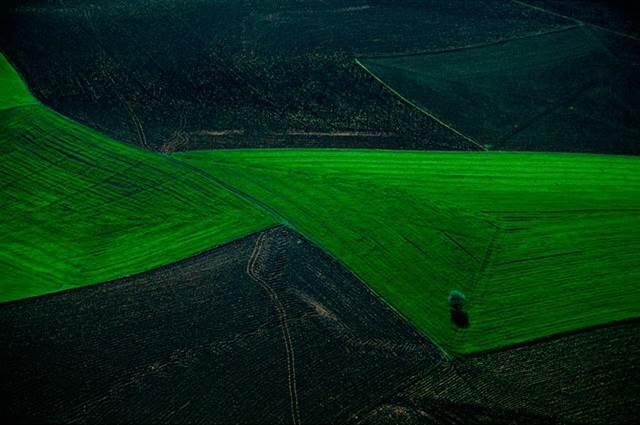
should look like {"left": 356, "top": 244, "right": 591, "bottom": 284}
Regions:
{"left": 361, "top": 320, "right": 640, "bottom": 424}
{"left": 0, "top": 227, "right": 443, "bottom": 423}
{"left": 0, "top": 0, "right": 570, "bottom": 152}
{"left": 178, "top": 149, "right": 640, "bottom": 354}
{"left": 0, "top": 54, "right": 35, "bottom": 110}
{"left": 359, "top": 26, "right": 640, "bottom": 154}
{"left": 0, "top": 53, "right": 275, "bottom": 303}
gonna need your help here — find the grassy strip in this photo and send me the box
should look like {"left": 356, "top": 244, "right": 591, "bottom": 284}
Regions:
{"left": 0, "top": 53, "right": 275, "bottom": 302}
{"left": 176, "top": 149, "right": 640, "bottom": 354}
{"left": 0, "top": 54, "right": 37, "bottom": 111}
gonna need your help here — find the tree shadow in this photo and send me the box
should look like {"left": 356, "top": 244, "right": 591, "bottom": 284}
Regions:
{"left": 451, "top": 308, "right": 470, "bottom": 329}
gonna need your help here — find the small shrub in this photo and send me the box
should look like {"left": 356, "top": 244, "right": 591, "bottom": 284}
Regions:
{"left": 449, "top": 290, "right": 469, "bottom": 328}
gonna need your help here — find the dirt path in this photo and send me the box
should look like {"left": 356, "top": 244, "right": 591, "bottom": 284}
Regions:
{"left": 246, "top": 232, "right": 301, "bottom": 425}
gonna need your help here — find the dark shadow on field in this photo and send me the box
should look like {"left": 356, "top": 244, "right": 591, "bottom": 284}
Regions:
{"left": 0, "top": 226, "right": 442, "bottom": 424}
{"left": 360, "top": 320, "right": 640, "bottom": 424}
{"left": 451, "top": 308, "right": 470, "bottom": 329}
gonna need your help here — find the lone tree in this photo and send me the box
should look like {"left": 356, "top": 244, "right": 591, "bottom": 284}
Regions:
{"left": 448, "top": 290, "right": 469, "bottom": 328}
{"left": 448, "top": 290, "right": 466, "bottom": 311}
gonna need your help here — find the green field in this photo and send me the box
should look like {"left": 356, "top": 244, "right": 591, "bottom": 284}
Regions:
{"left": 2, "top": 49, "right": 639, "bottom": 356}
{"left": 177, "top": 149, "right": 640, "bottom": 355}
{"left": 0, "top": 55, "right": 35, "bottom": 111}
{"left": 358, "top": 26, "right": 640, "bottom": 154}
{"left": 0, "top": 53, "right": 275, "bottom": 302}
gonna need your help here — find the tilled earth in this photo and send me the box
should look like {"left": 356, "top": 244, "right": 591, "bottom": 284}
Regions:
{"left": 0, "top": 226, "right": 442, "bottom": 423}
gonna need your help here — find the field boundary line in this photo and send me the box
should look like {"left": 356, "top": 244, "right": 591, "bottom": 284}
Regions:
{"left": 354, "top": 59, "right": 487, "bottom": 151}
{"left": 171, "top": 157, "right": 455, "bottom": 358}
{"left": 512, "top": 0, "right": 640, "bottom": 42}
{"left": 247, "top": 232, "right": 302, "bottom": 425}
{"left": 471, "top": 225, "right": 503, "bottom": 298}
{"left": 166, "top": 156, "right": 292, "bottom": 227}
{"left": 448, "top": 224, "right": 503, "bottom": 352}
{"left": 277, "top": 226, "right": 453, "bottom": 360}
{"left": 356, "top": 24, "right": 580, "bottom": 60}
{"left": 460, "top": 316, "right": 640, "bottom": 359}
{"left": 497, "top": 80, "right": 598, "bottom": 145}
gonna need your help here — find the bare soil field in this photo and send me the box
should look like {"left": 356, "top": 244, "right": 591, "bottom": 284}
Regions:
{"left": 0, "top": 226, "right": 442, "bottom": 423}
{"left": 362, "top": 320, "right": 640, "bottom": 424}
{"left": 0, "top": 0, "right": 568, "bottom": 152}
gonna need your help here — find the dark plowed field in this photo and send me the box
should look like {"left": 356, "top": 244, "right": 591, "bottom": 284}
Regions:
{"left": 0, "top": 226, "right": 442, "bottom": 423}
{"left": 0, "top": 0, "right": 568, "bottom": 152}
{"left": 362, "top": 321, "right": 640, "bottom": 424}
{"left": 522, "top": 0, "right": 640, "bottom": 37}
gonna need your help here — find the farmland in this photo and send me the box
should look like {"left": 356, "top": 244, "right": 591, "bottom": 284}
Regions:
{"left": 0, "top": 52, "right": 275, "bottom": 302}
{"left": 2, "top": 36, "right": 639, "bottom": 359}
{"left": 177, "top": 149, "right": 640, "bottom": 354}
{"left": 0, "top": 53, "right": 35, "bottom": 110}
{"left": 362, "top": 320, "right": 640, "bottom": 424}
{"left": 5, "top": 225, "right": 635, "bottom": 423}
{"left": 519, "top": 0, "right": 639, "bottom": 38}
{"left": 0, "top": 0, "right": 568, "bottom": 152}
{"left": 358, "top": 26, "right": 640, "bottom": 154}
{"left": 1, "top": 0, "right": 639, "bottom": 422}
{"left": 1, "top": 227, "right": 442, "bottom": 423}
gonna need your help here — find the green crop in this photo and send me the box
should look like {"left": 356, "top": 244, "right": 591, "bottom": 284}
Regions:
{"left": 178, "top": 149, "right": 640, "bottom": 355}
{"left": 0, "top": 53, "right": 275, "bottom": 302}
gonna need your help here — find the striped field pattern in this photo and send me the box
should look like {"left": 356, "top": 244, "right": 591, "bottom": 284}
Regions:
{"left": 0, "top": 53, "right": 275, "bottom": 302}
{"left": 178, "top": 149, "right": 640, "bottom": 354}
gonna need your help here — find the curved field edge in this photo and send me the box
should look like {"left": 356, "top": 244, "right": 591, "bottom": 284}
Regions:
{"left": 3, "top": 47, "right": 639, "bottom": 357}
{"left": 174, "top": 148, "right": 640, "bottom": 355}
{"left": 0, "top": 53, "right": 36, "bottom": 111}
{"left": 0, "top": 52, "right": 276, "bottom": 303}
{"left": 0, "top": 225, "right": 443, "bottom": 423}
